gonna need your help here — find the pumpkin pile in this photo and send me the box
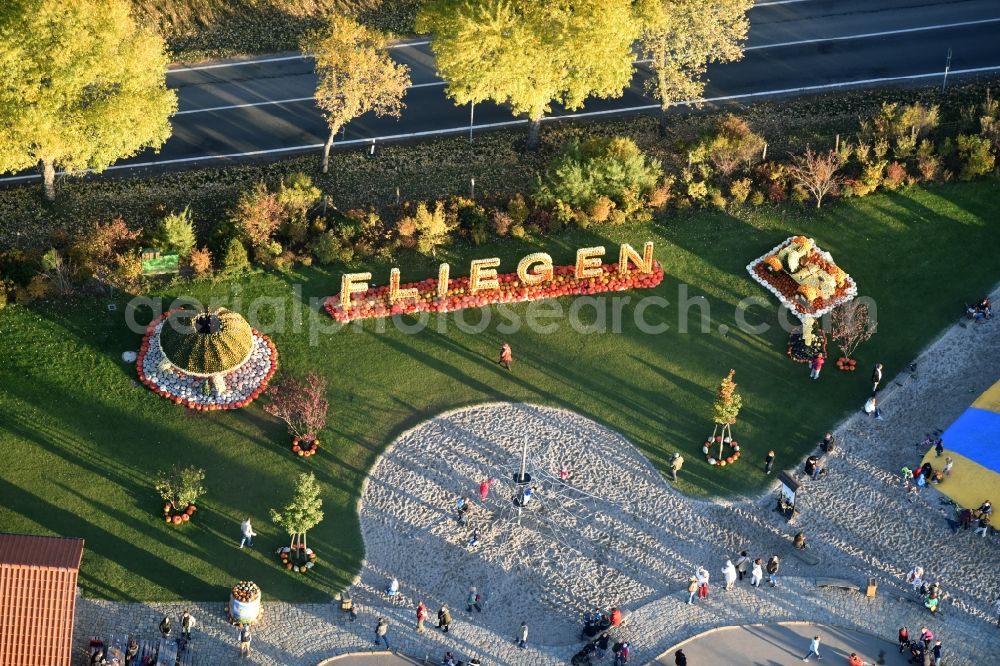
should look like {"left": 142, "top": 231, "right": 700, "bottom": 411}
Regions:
{"left": 278, "top": 545, "right": 317, "bottom": 573}
{"left": 836, "top": 357, "right": 858, "bottom": 371}
{"left": 292, "top": 436, "right": 319, "bottom": 457}
{"left": 164, "top": 502, "right": 196, "bottom": 525}
{"left": 232, "top": 581, "right": 260, "bottom": 603}
{"left": 702, "top": 436, "right": 742, "bottom": 467}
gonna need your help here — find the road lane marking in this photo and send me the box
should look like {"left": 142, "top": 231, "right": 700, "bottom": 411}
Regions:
{"left": 175, "top": 81, "right": 447, "bottom": 115}
{"left": 171, "top": 17, "right": 1000, "bottom": 113}
{"left": 170, "top": 55, "right": 306, "bottom": 73}
{"left": 168, "top": 39, "right": 431, "bottom": 73}
{"left": 175, "top": 96, "right": 315, "bottom": 115}
{"left": 5, "top": 64, "right": 1000, "bottom": 183}
{"left": 745, "top": 16, "right": 1000, "bottom": 51}
{"left": 755, "top": 0, "right": 815, "bottom": 6}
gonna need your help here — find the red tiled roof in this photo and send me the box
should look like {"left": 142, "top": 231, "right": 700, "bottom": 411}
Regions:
{"left": 0, "top": 533, "right": 84, "bottom": 570}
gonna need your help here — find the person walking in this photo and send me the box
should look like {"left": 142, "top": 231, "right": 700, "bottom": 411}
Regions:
{"left": 385, "top": 576, "right": 399, "bottom": 598}
{"left": 898, "top": 627, "right": 909, "bottom": 652}
{"left": 124, "top": 640, "right": 138, "bottom": 666}
{"left": 872, "top": 363, "right": 883, "bottom": 391}
{"left": 735, "top": 551, "right": 750, "bottom": 581}
{"left": 613, "top": 641, "right": 631, "bottom": 665}
{"left": 934, "top": 439, "right": 945, "bottom": 457}
{"left": 239, "top": 517, "right": 256, "bottom": 548}
{"left": 181, "top": 610, "right": 195, "bottom": 640}
{"left": 478, "top": 478, "right": 494, "bottom": 501}
{"left": 907, "top": 566, "right": 924, "bottom": 593}
{"left": 959, "top": 506, "right": 973, "bottom": 529}
{"left": 158, "top": 615, "right": 171, "bottom": 638}
{"left": 517, "top": 621, "right": 528, "bottom": 648}
{"left": 932, "top": 640, "right": 943, "bottom": 666}
{"left": 674, "top": 649, "right": 687, "bottom": 666}
{"left": 498, "top": 342, "right": 513, "bottom": 371}
{"left": 942, "top": 457, "right": 954, "bottom": 477}
{"left": 809, "top": 354, "right": 825, "bottom": 380}
{"left": 695, "top": 566, "right": 710, "bottom": 599}
{"left": 467, "top": 586, "right": 482, "bottom": 613}
{"left": 751, "top": 558, "right": 763, "bottom": 588}
{"left": 802, "top": 635, "right": 822, "bottom": 661}
{"left": 764, "top": 450, "right": 775, "bottom": 474}
{"left": 766, "top": 554, "right": 780, "bottom": 587}
{"left": 438, "top": 604, "right": 452, "bottom": 633}
{"left": 686, "top": 576, "right": 698, "bottom": 604}
{"left": 863, "top": 394, "right": 883, "bottom": 420}
{"left": 416, "top": 601, "right": 427, "bottom": 633}
{"left": 374, "top": 616, "right": 390, "bottom": 649}
{"left": 238, "top": 624, "right": 252, "bottom": 658}
{"left": 821, "top": 432, "right": 836, "bottom": 453}
{"left": 670, "top": 452, "right": 684, "bottom": 482}
{"left": 974, "top": 514, "right": 990, "bottom": 537}
{"left": 722, "top": 560, "right": 737, "bottom": 591}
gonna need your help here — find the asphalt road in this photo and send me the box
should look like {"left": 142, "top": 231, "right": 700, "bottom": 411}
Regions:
{"left": 6, "top": 0, "right": 1000, "bottom": 182}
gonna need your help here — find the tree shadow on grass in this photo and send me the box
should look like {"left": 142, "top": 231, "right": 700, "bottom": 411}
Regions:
{"left": 0, "top": 368, "right": 358, "bottom": 601}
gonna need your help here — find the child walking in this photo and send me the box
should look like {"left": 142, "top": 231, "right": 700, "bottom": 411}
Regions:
{"left": 499, "top": 342, "right": 513, "bottom": 371}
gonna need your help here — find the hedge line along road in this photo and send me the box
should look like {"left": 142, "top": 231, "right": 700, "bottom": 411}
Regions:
{"left": 4, "top": 0, "right": 1000, "bottom": 183}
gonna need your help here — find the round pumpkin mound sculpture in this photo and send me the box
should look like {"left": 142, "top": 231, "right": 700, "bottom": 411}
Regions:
{"left": 137, "top": 308, "right": 278, "bottom": 410}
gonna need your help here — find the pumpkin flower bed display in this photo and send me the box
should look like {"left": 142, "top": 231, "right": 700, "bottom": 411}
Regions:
{"left": 703, "top": 436, "right": 741, "bottom": 466}
{"left": 163, "top": 502, "right": 197, "bottom": 525}
{"left": 324, "top": 256, "right": 665, "bottom": 323}
{"left": 277, "top": 545, "right": 317, "bottom": 573}
{"left": 136, "top": 308, "right": 278, "bottom": 410}
{"left": 747, "top": 236, "right": 856, "bottom": 317}
{"left": 292, "top": 436, "right": 319, "bottom": 457}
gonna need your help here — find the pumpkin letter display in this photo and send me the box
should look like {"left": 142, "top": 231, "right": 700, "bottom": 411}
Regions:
{"left": 326, "top": 243, "right": 663, "bottom": 323}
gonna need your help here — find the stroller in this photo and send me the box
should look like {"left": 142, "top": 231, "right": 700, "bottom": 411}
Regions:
{"left": 571, "top": 641, "right": 598, "bottom": 666}
{"left": 965, "top": 297, "right": 993, "bottom": 322}
{"left": 906, "top": 639, "right": 926, "bottom": 664}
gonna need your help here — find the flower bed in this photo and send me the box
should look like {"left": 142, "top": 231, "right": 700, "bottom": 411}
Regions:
{"left": 162, "top": 502, "right": 197, "bottom": 525}
{"left": 136, "top": 309, "right": 278, "bottom": 410}
{"left": 324, "top": 261, "right": 665, "bottom": 322}
{"left": 277, "top": 545, "right": 317, "bottom": 573}
{"left": 787, "top": 326, "right": 828, "bottom": 364}
{"left": 292, "top": 436, "right": 319, "bottom": 458}
{"left": 703, "top": 436, "right": 741, "bottom": 466}
{"left": 747, "top": 237, "right": 856, "bottom": 318}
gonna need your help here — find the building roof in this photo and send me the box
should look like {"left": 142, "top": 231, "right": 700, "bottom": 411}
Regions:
{"left": 0, "top": 533, "right": 84, "bottom": 570}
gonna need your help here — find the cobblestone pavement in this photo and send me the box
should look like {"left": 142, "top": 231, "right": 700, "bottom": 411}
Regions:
{"left": 72, "top": 297, "right": 1000, "bottom": 665}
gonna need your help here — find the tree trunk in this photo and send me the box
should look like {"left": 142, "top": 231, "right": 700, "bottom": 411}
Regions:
{"left": 658, "top": 107, "right": 669, "bottom": 137}
{"left": 526, "top": 115, "right": 543, "bottom": 150}
{"left": 321, "top": 130, "right": 336, "bottom": 174}
{"left": 40, "top": 159, "right": 56, "bottom": 202}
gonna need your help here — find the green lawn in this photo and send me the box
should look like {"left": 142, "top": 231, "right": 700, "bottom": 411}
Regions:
{"left": 1, "top": 180, "right": 998, "bottom": 602}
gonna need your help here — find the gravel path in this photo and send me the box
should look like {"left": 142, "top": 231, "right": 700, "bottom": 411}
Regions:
{"left": 72, "top": 299, "right": 1000, "bottom": 665}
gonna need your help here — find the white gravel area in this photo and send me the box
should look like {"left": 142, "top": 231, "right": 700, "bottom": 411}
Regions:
{"left": 355, "top": 402, "right": 789, "bottom": 646}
